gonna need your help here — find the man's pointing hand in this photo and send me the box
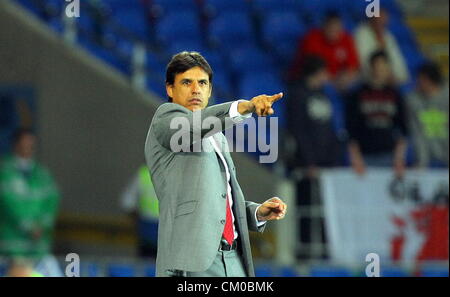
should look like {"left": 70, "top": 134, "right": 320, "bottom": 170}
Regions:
{"left": 238, "top": 92, "right": 283, "bottom": 116}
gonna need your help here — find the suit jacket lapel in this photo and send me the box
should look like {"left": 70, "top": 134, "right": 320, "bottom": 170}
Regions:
{"left": 212, "top": 133, "right": 233, "bottom": 168}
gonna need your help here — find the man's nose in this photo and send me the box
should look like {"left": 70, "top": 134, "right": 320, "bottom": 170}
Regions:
{"left": 191, "top": 82, "right": 201, "bottom": 94}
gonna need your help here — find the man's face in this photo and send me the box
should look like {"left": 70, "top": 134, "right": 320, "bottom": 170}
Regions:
{"left": 14, "top": 133, "right": 36, "bottom": 159}
{"left": 324, "top": 18, "right": 343, "bottom": 42}
{"left": 417, "top": 74, "right": 435, "bottom": 95}
{"left": 371, "top": 9, "right": 389, "bottom": 30}
{"left": 312, "top": 68, "right": 329, "bottom": 89}
{"left": 166, "top": 66, "right": 212, "bottom": 111}
{"left": 372, "top": 57, "right": 391, "bottom": 83}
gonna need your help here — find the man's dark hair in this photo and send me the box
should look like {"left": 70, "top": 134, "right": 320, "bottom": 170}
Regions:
{"left": 418, "top": 61, "right": 443, "bottom": 86}
{"left": 369, "top": 50, "right": 389, "bottom": 67}
{"left": 301, "top": 55, "right": 327, "bottom": 78}
{"left": 165, "top": 51, "right": 213, "bottom": 102}
{"left": 323, "top": 10, "right": 341, "bottom": 25}
{"left": 12, "top": 128, "right": 34, "bottom": 145}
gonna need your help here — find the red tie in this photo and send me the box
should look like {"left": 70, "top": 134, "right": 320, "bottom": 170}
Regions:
{"left": 222, "top": 195, "right": 234, "bottom": 246}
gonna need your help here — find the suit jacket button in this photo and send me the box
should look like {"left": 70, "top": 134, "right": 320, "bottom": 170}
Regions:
{"left": 221, "top": 193, "right": 226, "bottom": 198}
{"left": 220, "top": 220, "right": 225, "bottom": 224}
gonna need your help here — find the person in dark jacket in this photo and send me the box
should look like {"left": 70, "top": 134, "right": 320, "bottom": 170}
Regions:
{"left": 345, "top": 50, "right": 409, "bottom": 177}
{"left": 287, "top": 55, "right": 342, "bottom": 179}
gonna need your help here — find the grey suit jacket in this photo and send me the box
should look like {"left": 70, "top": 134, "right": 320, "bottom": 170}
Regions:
{"left": 144, "top": 102, "right": 265, "bottom": 277}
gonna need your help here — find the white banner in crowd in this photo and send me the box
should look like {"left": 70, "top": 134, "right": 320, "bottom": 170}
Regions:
{"left": 320, "top": 168, "right": 449, "bottom": 267}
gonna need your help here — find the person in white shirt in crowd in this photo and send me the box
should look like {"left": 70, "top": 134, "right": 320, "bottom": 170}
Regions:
{"left": 354, "top": 7, "right": 410, "bottom": 86}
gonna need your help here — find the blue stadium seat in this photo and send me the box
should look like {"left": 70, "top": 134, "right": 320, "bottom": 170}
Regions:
{"left": 144, "top": 264, "right": 156, "bottom": 277}
{"left": 261, "top": 12, "right": 306, "bottom": 46}
{"left": 0, "top": 263, "right": 6, "bottom": 277}
{"left": 75, "top": 9, "right": 96, "bottom": 33}
{"left": 228, "top": 46, "right": 275, "bottom": 75}
{"left": 420, "top": 266, "right": 449, "bottom": 277}
{"left": 342, "top": 15, "right": 358, "bottom": 33}
{"left": 208, "top": 12, "right": 254, "bottom": 49}
{"left": 238, "top": 72, "right": 286, "bottom": 128}
{"left": 151, "top": 0, "right": 198, "bottom": 18}
{"left": 43, "top": 0, "right": 64, "bottom": 16}
{"left": 343, "top": 0, "right": 368, "bottom": 21}
{"left": 323, "top": 84, "right": 346, "bottom": 135}
{"left": 388, "top": 17, "right": 418, "bottom": 48}
{"left": 48, "top": 18, "right": 64, "bottom": 34}
{"left": 238, "top": 72, "right": 284, "bottom": 100}
{"left": 211, "top": 71, "right": 233, "bottom": 103}
{"left": 261, "top": 12, "right": 306, "bottom": 66}
{"left": 155, "top": 12, "right": 202, "bottom": 46}
{"left": 81, "top": 263, "right": 101, "bottom": 277}
{"left": 101, "top": 26, "right": 134, "bottom": 59}
{"left": 279, "top": 266, "right": 299, "bottom": 277}
{"left": 102, "top": 0, "right": 143, "bottom": 13}
{"left": 400, "top": 44, "right": 426, "bottom": 80}
{"left": 146, "top": 51, "right": 167, "bottom": 77}
{"left": 107, "top": 264, "right": 136, "bottom": 277}
{"left": 112, "top": 7, "right": 151, "bottom": 41}
{"left": 297, "top": 0, "right": 330, "bottom": 26}
{"left": 166, "top": 40, "right": 205, "bottom": 57}
{"left": 78, "top": 36, "right": 131, "bottom": 75}
{"left": 201, "top": 50, "right": 227, "bottom": 70}
{"left": 310, "top": 266, "right": 352, "bottom": 277}
{"left": 405, "top": 138, "right": 416, "bottom": 166}
{"left": 252, "top": 0, "right": 302, "bottom": 14}
{"left": 270, "top": 41, "right": 301, "bottom": 70}
{"left": 15, "top": 0, "right": 44, "bottom": 19}
{"left": 147, "top": 76, "right": 167, "bottom": 99}
{"left": 381, "top": 267, "right": 409, "bottom": 277}
{"left": 255, "top": 264, "right": 275, "bottom": 277}
{"left": 204, "top": 0, "right": 251, "bottom": 17}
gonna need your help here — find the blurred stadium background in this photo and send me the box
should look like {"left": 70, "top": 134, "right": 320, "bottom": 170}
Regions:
{"left": 0, "top": 0, "right": 448, "bottom": 277}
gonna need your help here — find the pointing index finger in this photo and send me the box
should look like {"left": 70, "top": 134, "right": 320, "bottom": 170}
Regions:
{"left": 269, "top": 92, "right": 283, "bottom": 103}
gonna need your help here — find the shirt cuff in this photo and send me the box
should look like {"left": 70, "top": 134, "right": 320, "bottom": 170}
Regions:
{"left": 229, "top": 100, "right": 253, "bottom": 123}
{"left": 255, "top": 205, "right": 267, "bottom": 227}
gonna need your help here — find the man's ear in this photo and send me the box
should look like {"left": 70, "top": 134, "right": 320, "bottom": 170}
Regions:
{"left": 208, "top": 83, "right": 213, "bottom": 99}
{"left": 166, "top": 84, "right": 173, "bottom": 99}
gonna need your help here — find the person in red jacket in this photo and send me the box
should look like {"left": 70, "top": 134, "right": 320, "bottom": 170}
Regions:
{"left": 289, "top": 11, "right": 360, "bottom": 92}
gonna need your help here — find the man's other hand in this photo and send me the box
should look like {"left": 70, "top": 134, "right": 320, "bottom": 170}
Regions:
{"left": 257, "top": 197, "right": 287, "bottom": 221}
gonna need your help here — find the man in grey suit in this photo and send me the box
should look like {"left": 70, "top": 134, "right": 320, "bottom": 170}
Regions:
{"left": 145, "top": 52, "right": 288, "bottom": 277}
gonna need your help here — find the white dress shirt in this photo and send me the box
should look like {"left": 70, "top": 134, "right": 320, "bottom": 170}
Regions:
{"left": 207, "top": 100, "right": 266, "bottom": 240}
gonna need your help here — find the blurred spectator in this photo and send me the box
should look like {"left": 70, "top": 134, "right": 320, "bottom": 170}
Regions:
{"left": 345, "top": 51, "right": 409, "bottom": 176}
{"left": 407, "top": 62, "right": 449, "bottom": 168}
{"left": 120, "top": 164, "right": 159, "bottom": 258}
{"left": 286, "top": 56, "right": 342, "bottom": 178}
{"left": 0, "top": 94, "right": 16, "bottom": 155}
{"left": 354, "top": 8, "right": 409, "bottom": 86}
{"left": 86, "top": 0, "right": 110, "bottom": 45}
{"left": 289, "top": 11, "right": 360, "bottom": 92}
{"left": 5, "top": 258, "right": 44, "bottom": 277}
{"left": 0, "top": 129, "right": 61, "bottom": 276}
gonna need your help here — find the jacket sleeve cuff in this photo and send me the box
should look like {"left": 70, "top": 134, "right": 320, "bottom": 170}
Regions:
{"left": 229, "top": 100, "right": 253, "bottom": 123}
{"left": 255, "top": 205, "right": 267, "bottom": 227}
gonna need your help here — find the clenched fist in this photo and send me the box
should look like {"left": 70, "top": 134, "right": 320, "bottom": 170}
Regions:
{"left": 256, "top": 197, "right": 287, "bottom": 222}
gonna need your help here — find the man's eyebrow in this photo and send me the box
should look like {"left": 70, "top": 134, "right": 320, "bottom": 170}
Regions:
{"left": 180, "top": 78, "right": 209, "bottom": 83}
